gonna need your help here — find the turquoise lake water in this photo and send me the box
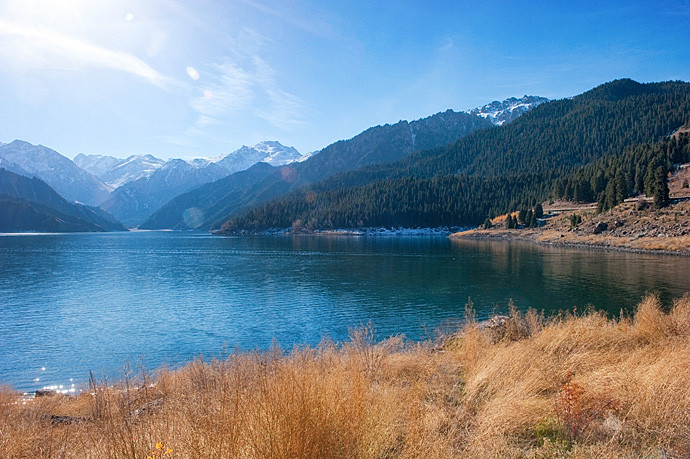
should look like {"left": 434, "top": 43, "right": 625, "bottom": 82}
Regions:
{"left": 0, "top": 231, "right": 688, "bottom": 392}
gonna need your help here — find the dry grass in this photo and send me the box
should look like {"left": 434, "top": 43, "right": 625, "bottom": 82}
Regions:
{"left": 2, "top": 295, "right": 690, "bottom": 458}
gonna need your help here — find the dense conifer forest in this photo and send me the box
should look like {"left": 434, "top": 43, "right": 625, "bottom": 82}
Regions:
{"left": 553, "top": 133, "right": 690, "bottom": 211}
{"left": 220, "top": 80, "right": 690, "bottom": 232}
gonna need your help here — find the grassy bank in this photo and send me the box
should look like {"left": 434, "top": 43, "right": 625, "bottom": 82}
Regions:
{"left": 2, "top": 295, "right": 689, "bottom": 458}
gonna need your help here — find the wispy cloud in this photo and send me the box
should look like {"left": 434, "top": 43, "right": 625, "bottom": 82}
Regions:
{"left": 187, "top": 54, "right": 307, "bottom": 134}
{"left": 0, "top": 19, "right": 175, "bottom": 89}
{"left": 190, "top": 62, "right": 254, "bottom": 118}
{"left": 234, "top": 0, "right": 335, "bottom": 39}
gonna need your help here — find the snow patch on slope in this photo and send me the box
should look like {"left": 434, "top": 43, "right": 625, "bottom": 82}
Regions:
{"left": 468, "top": 95, "right": 549, "bottom": 126}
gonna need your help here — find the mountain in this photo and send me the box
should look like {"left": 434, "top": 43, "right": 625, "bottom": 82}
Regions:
{"left": 0, "top": 140, "right": 111, "bottom": 206}
{"left": 75, "top": 153, "right": 166, "bottom": 188}
{"left": 215, "top": 141, "right": 308, "bottom": 173}
{"left": 468, "top": 95, "right": 549, "bottom": 125}
{"left": 99, "top": 159, "right": 231, "bottom": 225}
{"left": 140, "top": 110, "right": 493, "bottom": 230}
{"left": 0, "top": 157, "right": 31, "bottom": 177}
{"left": 0, "top": 168, "right": 126, "bottom": 232}
{"left": 219, "top": 79, "right": 690, "bottom": 232}
{"left": 137, "top": 162, "right": 278, "bottom": 230}
{"left": 74, "top": 141, "right": 304, "bottom": 189}
{"left": 73, "top": 154, "right": 125, "bottom": 178}
{"left": 90, "top": 141, "right": 304, "bottom": 225}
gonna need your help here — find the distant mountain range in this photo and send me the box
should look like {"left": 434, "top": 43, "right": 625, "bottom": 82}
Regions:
{"left": 74, "top": 153, "right": 167, "bottom": 189}
{"left": 98, "top": 141, "right": 309, "bottom": 225}
{"left": 140, "top": 109, "right": 494, "bottom": 230}
{"left": 0, "top": 140, "right": 112, "bottom": 206}
{"left": 0, "top": 93, "right": 552, "bottom": 232}
{"left": 0, "top": 140, "right": 309, "bottom": 228}
{"left": 75, "top": 141, "right": 309, "bottom": 191}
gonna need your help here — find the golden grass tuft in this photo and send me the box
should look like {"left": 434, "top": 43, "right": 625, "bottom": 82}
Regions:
{"left": 1, "top": 295, "right": 690, "bottom": 457}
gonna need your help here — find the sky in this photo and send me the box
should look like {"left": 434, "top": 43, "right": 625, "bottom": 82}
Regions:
{"left": 0, "top": 0, "right": 689, "bottom": 161}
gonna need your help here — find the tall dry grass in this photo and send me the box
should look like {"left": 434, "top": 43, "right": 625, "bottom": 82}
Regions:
{"left": 1, "top": 295, "right": 689, "bottom": 458}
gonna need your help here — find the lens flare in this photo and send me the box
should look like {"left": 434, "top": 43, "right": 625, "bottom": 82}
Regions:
{"left": 183, "top": 207, "right": 204, "bottom": 228}
{"left": 281, "top": 166, "right": 297, "bottom": 183}
{"left": 186, "top": 66, "right": 200, "bottom": 80}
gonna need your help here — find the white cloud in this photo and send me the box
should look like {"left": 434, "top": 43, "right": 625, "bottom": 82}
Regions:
{"left": 255, "top": 87, "right": 307, "bottom": 130}
{"left": 0, "top": 19, "right": 175, "bottom": 89}
{"left": 190, "top": 62, "right": 254, "bottom": 120}
{"left": 188, "top": 55, "right": 307, "bottom": 133}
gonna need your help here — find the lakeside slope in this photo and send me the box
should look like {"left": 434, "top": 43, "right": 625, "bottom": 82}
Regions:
{"left": 2, "top": 295, "right": 689, "bottom": 457}
{"left": 451, "top": 198, "right": 690, "bottom": 255}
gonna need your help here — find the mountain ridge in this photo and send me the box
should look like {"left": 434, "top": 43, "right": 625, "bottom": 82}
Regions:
{"left": 0, "top": 140, "right": 111, "bottom": 206}
{"left": 140, "top": 109, "right": 493, "bottom": 230}
{"left": 468, "top": 95, "right": 549, "bottom": 125}
{"left": 93, "top": 141, "right": 306, "bottom": 225}
{"left": 219, "top": 79, "right": 690, "bottom": 233}
{"left": 0, "top": 168, "right": 126, "bottom": 232}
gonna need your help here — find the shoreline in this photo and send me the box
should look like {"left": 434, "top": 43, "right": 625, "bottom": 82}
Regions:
{"left": 450, "top": 229, "right": 690, "bottom": 257}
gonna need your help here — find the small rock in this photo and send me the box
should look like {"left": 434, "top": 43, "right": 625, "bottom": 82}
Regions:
{"left": 593, "top": 222, "right": 608, "bottom": 234}
{"left": 132, "top": 398, "right": 164, "bottom": 417}
{"left": 42, "top": 414, "right": 91, "bottom": 425}
{"left": 477, "top": 315, "right": 510, "bottom": 331}
{"left": 35, "top": 389, "right": 58, "bottom": 397}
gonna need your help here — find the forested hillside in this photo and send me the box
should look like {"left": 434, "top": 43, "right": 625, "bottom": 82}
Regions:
{"left": 0, "top": 168, "right": 126, "bottom": 232}
{"left": 220, "top": 79, "right": 690, "bottom": 233}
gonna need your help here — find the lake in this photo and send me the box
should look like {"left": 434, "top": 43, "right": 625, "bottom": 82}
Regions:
{"left": 1, "top": 231, "right": 688, "bottom": 392}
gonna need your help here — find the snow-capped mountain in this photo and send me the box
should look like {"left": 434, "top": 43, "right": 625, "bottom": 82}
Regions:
{"left": 468, "top": 95, "right": 549, "bottom": 126}
{"left": 74, "top": 141, "right": 304, "bottom": 190}
{"left": 73, "top": 154, "right": 124, "bottom": 178}
{"left": 93, "top": 141, "right": 306, "bottom": 225}
{"left": 253, "top": 141, "right": 307, "bottom": 166}
{"left": 99, "top": 159, "right": 230, "bottom": 225}
{"left": 75, "top": 153, "right": 166, "bottom": 188}
{"left": 214, "top": 141, "right": 307, "bottom": 173}
{"left": 0, "top": 140, "right": 111, "bottom": 206}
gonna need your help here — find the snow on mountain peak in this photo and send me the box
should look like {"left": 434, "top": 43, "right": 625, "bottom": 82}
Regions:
{"left": 468, "top": 95, "right": 549, "bottom": 126}
{"left": 75, "top": 153, "right": 166, "bottom": 188}
{"left": 212, "top": 141, "right": 308, "bottom": 173}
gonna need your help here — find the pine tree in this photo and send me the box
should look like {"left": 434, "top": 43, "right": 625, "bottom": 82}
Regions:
{"left": 654, "top": 166, "right": 670, "bottom": 208}
{"left": 518, "top": 209, "right": 527, "bottom": 225}
{"left": 534, "top": 203, "right": 543, "bottom": 218}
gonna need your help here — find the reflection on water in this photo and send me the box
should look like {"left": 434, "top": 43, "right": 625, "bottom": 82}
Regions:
{"left": 0, "top": 232, "right": 688, "bottom": 392}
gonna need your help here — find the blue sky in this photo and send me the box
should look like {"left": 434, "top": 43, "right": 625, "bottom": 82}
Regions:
{"left": 0, "top": 0, "right": 688, "bottom": 160}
